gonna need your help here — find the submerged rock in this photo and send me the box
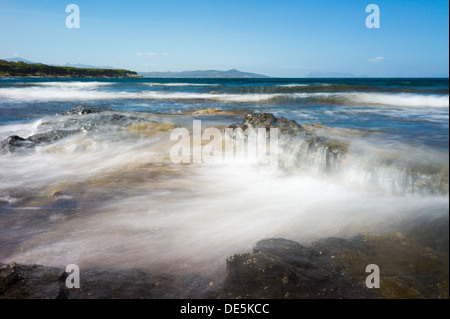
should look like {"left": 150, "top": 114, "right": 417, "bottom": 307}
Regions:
{"left": 229, "top": 112, "right": 306, "bottom": 136}
{"left": 0, "top": 263, "right": 67, "bottom": 299}
{"left": 0, "top": 112, "right": 147, "bottom": 154}
{"left": 26, "top": 129, "right": 81, "bottom": 144}
{"left": 224, "top": 238, "right": 375, "bottom": 299}
{"left": 0, "top": 263, "right": 218, "bottom": 299}
{"left": 0, "top": 130, "right": 80, "bottom": 154}
{"left": 59, "top": 105, "right": 112, "bottom": 116}
{"left": 224, "top": 232, "right": 449, "bottom": 299}
{"left": 192, "top": 108, "right": 223, "bottom": 115}
{"left": 228, "top": 113, "right": 348, "bottom": 172}
{"left": 0, "top": 135, "right": 34, "bottom": 153}
{"left": 2, "top": 221, "right": 447, "bottom": 299}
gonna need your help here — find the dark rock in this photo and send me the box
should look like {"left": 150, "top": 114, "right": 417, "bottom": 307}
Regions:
{"left": 1, "top": 230, "right": 447, "bottom": 299}
{"left": 227, "top": 113, "right": 348, "bottom": 172}
{"left": 224, "top": 233, "right": 448, "bottom": 299}
{"left": 0, "top": 263, "right": 67, "bottom": 299}
{"left": 0, "top": 263, "right": 218, "bottom": 299}
{"left": 26, "top": 129, "right": 80, "bottom": 144}
{"left": 313, "top": 234, "right": 449, "bottom": 299}
{"left": 59, "top": 105, "right": 112, "bottom": 116}
{"left": 6, "top": 135, "right": 26, "bottom": 145}
{"left": 0, "top": 135, "right": 34, "bottom": 154}
{"left": 229, "top": 112, "right": 306, "bottom": 136}
{"left": 400, "top": 214, "right": 449, "bottom": 254}
{"left": 224, "top": 238, "right": 376, "bottom": 299}
{"left": 0, "top": 111, "right": 149, "bottom": 155}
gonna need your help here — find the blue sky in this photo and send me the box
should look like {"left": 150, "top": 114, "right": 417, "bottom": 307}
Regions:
{"left": 0, "top": 0, "right": 448, "bottom": 77}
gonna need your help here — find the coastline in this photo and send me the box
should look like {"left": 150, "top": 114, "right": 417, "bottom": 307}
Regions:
{"left": 0, "top": 74, "right": 143, "bottom": 78}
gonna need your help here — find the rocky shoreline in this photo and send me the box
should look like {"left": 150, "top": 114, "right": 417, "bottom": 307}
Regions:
{"left": 0, "top": 109, "right": 448, "bottom": 299}
{"left": 1, "top": 215, "right": 448, "bottom": 299}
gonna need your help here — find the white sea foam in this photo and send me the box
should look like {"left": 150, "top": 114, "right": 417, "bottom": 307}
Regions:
{"left": 3, "top": 159, "right": 448, "bottom": 274}
{"left": 142, "top": 82, "right": 220, "bottom": 87}
{"left": 1, "top": 122, "right": 448, "bottom": 274}
{"left": 291, "top": 92, "right": 450, "bottom": 108}
{"left": 0, "top": 86, "right": 448, "bottom": 108}
{"left": 341, "top": 92, "right": 450, "bottom": 108}
{"left": 0, "top": 87, "right": 281, "bottom": 102}
{"left": 0, "top": 120, "right": 42, "bottom": 140}
{"left": 276, "top": 84, "right": 310, "bottom": 88}
{"left": 276, "top": 83, "right": 331, "bottom": 88}
{"left": 31, "top": 81, "right": 114, "bottom": 89}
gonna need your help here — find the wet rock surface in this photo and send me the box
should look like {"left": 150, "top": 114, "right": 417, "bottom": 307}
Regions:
{"left": 229, "top": 112, "right": 307, "bottom": 137}
{"left": 228, "top": 112, "right": 348, "bottom": 172}
{"left": 0, "top": 263, "right": 219, "bottom": 299}
{"left": 2, "top": 217, "right": 447, "bottom": 299}
{"left": 224, "top": 238, "right": 376, "bottom": 299}
{"left": 223, "top": 214, "right": 449, "bottom": 299}
{"left": 58, "top": 105, "right": 112, "bottom": 116}
{"left": 227, "top": 112, "right": 448, "bottom": 194}
{"left": 0, "top": 263, "right": 67, "bottom": 299}
{"left": 0, "top": 107, "right": 147, "bottom": 154}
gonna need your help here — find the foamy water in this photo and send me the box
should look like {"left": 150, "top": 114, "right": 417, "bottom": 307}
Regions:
{"left": 0, "top": 80, "right": 448, "bottom": 108}
{"left": 0, "top": 78, "right": 448, "bottom": 277}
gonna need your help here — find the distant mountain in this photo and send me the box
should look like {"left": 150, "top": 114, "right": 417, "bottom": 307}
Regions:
{"left": 6, "top": 57, "right": 41, "bottom": 64}
{"left": 4, "top": 58, "right": 115, "bottom": 69}
{"left": 307, "top": 72, "right": 357, "bottom": 78}
{"left": 138, "top": 69, "right": 270, "bottom": 78}
{"left": 62, "top": 63, "right": 116, "bottom": 69}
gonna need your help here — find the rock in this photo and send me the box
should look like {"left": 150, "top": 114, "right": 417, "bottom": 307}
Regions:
{"left": 49, "top": 191, "right": 64, "bottom": 199}
{"left": 224, "top": 233, "right": 448, "bottom": 299}
{"left": 227, "top": 113, "right": 348, "bottom": 172}
{"left": 26, "top": 129, "right": 80, "bottom": 144}
{"left": 59, "top": 105, "right": 112, "bottom": 116}
{"left": 2, "top": 228, "right": 447, "bottom": 299}
{"left": 0, "top": 112, "right": 147, "bottom": 154}
{"left": 0, "top": 135, "right": 34, "bottom": 153}
{"left": 191, "top": 108, "right": 236, "bottom": 115}
{"left": 400, "top": 214, "right": 449, "bottom": 254}
{"left": 224, "top": 238, "right": 375, "bottom": 299}
{"left": 0, "top": 263, "right": 68, "bottom": 299}
{"left": 192, "top": 108, "right": 223, "bottom": 115}
{"left": 0, "top": 263, "right": 219, "bottom": 299}
{"left": 229, "top": 112, "right": 305, "bottom": 136}
{"left": 313, "top": 233, "right": 449, "bottom": 299}
{"left": 5, "top": 135, "right": 26, "bottom": 145}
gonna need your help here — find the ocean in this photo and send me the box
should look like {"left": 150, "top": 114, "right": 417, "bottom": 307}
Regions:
{"left": 0, "top": 77, "right": 448, "bottom": 297}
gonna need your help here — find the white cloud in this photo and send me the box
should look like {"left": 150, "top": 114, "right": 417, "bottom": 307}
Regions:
{"left": 13, "top": 53, "right": 20, "bottom": 57}
{"left": 137, "top": 52, "right": 158, "bottom": 56}
{"left": 368, "top": 57, "right": 384, "bottom": 63}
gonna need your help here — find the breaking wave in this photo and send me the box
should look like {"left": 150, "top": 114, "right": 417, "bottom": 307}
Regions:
{"left": 0, "top": 86, "right": 447, "bottom": 108}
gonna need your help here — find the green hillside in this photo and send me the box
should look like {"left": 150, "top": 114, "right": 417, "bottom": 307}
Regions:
{"left": 0, "top": 60, "right": 138, "bottom": 78}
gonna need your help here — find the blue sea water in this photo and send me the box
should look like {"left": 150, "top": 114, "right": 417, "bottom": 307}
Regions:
{"left": 0, "top": 77, "right": 448, "bottom": 149}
